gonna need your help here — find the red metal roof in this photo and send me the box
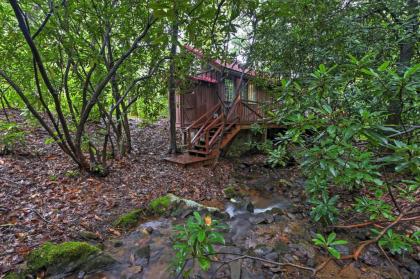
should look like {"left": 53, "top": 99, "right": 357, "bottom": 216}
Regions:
{"left": 189, "top": 74, "right": 218, "bottom": 84}
{"left": 184, "top": 45, "right": 256, "bottom": 77}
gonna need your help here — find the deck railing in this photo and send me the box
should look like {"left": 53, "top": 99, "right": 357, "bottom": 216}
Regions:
{"left": 185, "top": 94, "right": 265, "bottom": 154}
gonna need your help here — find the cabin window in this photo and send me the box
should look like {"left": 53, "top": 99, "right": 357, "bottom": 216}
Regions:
{"left": 225, "top": 79, "right": 234, "bottom": 102}
{"left": 248, "top": 82, "right": 257, "bottom": 102}
{"left": 240, "top": 81, "right": 248, "bottom": 101}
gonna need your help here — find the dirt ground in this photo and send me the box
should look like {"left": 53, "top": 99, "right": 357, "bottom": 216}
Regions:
{"left": 0, "top": 110, "right": 234, "bottom": 274}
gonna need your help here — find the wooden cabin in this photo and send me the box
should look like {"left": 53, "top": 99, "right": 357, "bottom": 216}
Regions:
{"left": 166, "top": 46, "right": 276, "bottom": 166}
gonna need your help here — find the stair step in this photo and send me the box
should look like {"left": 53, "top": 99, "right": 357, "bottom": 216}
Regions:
{"left": 192, "top": 145, "right": 207, "bottom": 150}
{"left": 188, "top": 149, "right": 210, "bottom": 155}
{"left": 194, "top": 144, "right": 207, "bottom": 148}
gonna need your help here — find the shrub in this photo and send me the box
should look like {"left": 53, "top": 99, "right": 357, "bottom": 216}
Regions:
{"left": 172, "top": 212, "right": 226, "bottom": 276}
{"left": 0, "top": 120, "right": 25, "bottom": 154}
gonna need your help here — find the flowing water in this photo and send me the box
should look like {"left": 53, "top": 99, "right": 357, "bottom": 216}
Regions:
{"left": 74, "top": 173, "right": 294, "bottom": 279}
{"left": 64, "top": 170, "right": 410, "bottom": 279}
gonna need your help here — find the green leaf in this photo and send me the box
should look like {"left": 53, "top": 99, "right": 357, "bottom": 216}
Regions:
{"left": 322, "top": 104, "right": 332, "bottom": 114}
{"left": 404, "top": 64, "right": 420, "bottom": 79}
{"left": 327, "top": 232, "right": 336, "bottom": 244}
{"left": 193, "top": 211, "right": 202, "bottom": 224}
{"left": 198, "top": 257, "right": 211, "bottom": 271}
{"left": 377, "top": 61, "right": 390, "bottom": 71}
{"left": 372, "top": 178, "right": 383, "bottom": 186}
{"left": 315, "top": 233, "right": 326, "bottom": 243}
{"left": 198, "top": 230, "right": 205, "bottom": 242}
{"left": 331, "top": 240, "right": 348, "bottom": 246}
{"left": 328, "top": 247, "right": 341, "bottom": 259}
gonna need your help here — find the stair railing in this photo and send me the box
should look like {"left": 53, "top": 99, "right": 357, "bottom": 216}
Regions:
{"left": 185, "top": 103, "right": 221, "bottom": 149}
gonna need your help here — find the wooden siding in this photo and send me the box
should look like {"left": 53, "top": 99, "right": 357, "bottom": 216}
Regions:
{"left": 176, "top": 69, "right": 271, "bottom": 128}
{"left": 176, "top": 81, "right": 218, "bottom": 128}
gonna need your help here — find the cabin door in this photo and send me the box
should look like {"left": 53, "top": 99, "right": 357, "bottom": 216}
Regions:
{"left": 182, "top": 91, "right": 196, "bottom": 126}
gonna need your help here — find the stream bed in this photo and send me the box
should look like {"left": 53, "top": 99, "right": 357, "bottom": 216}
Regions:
{"left": 64, "top": 167, "right": 417, "bottom": 279}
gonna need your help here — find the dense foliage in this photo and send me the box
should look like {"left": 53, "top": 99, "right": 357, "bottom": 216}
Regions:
{"left": 1, "top": 0, "right": 419, "bottom": 271}
{"left": 251, "top": 0, "right": 419, "bottom": 257}
{"left": 0, "top": 0, "right": 243, "bottom": 173}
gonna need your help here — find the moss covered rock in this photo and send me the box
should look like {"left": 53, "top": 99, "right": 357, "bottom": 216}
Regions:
{"left": 4, "top": 272, "right": 23, "bottom": 279}
{"left": 113, "top": 209, "right": 143, "bottom": 229}
{"left": 149, "top": 195, "right": 172, "bottom": 214}
{"left": 27, "top": 242, "right": 99, "bottom": 273}
{"left": 225, "top": 131, "right": 256, "bottom": 158}
{"left": 149, "top": 194, "right": 220, "bottom": 217}
{"left": 26, "top": 241, "right": 115, "bottom": 276}
{"left": 223, "top": 186, "right": 238, "bottom": 199}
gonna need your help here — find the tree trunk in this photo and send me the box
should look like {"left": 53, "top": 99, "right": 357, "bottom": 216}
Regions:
{"left": 168, "top": 10, "right": 179, "bottom": 154}
{"left": 386, "top": 0, "right": 419, "bottom": 125}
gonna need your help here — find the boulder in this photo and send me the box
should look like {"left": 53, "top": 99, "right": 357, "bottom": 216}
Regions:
{"left": 113, "top": 209, "right": 143, "bottom": 229}
{"left": 26, "top": 241, "right": 116, "bottom": 277}
{"left": 223, "top": 186, "right": 238, "bottom": 199}
{"left": 149, "top": 194, "right": 220, "bottom": 216}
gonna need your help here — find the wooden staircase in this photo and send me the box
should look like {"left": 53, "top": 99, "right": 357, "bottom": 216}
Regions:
{"left": 187, "top": 117, "right": 241, "bottom": 158}
{"left": 165, "top": 95, "right": 265, "bottom": 166}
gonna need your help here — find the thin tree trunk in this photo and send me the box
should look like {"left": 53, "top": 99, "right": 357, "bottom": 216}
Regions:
{"left": 168, "top": 8, "right": 179, "bottom": 154}
{"left": 386, "top": 0, "right": 419, "bottom": 125}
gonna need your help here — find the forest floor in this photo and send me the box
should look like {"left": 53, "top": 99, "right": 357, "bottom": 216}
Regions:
{"left": 0, "top": 109, "right": 233, "bottom": 274}
{"left": 1, "top": 110, "right": 419, "bottom": 278}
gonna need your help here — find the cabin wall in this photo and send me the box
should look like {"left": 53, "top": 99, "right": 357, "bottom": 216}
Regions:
{"left": 176, "top": 69, "right": 272, "bottom": 128}
{"left": 176, "top": 82, "right": 218, "bottom": 128}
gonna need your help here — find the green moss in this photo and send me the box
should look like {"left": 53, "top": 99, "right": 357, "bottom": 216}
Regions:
{"left": 113, "top": 209, "right": 143, "bottom": 229}
{"left": 27, "top": 242, "right": 100, "bottom": 273}
{"left": 223, "top": 186, "right": 237, "bottom": 199}
{"left": 149, "top": 195, "right": 172, "bottom": 214}
{"left": 4, "top": 272, "right": 24, "bottom": 279}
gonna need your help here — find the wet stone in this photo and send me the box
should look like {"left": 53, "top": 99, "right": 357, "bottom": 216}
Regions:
{"left": 270, "top": 266, "right": 283, "bottom": 273}
{"left": 219, "top": 246, "right": 242, "bottom": 255}
{"left": 274, "top": 215, "right": 289, "bottom": 223}
{"left": 335, "top": 244, "right": 350, "bottom": 257}
{"left": 250, "top": 214, "right": 267, "bottom": 225}
{"left": 79, "top": 230, "right": 100, "bottom": 241}
{"left": 254, "top": 246, "right": 274, "bottom": 257}
{"left": 133, "top": 245, "right": 150, "bottom": 265}
{"left": 270, "top": 208, "right": 285, "bottom": 216}
{"left": 77, "top": 271, "right": 85, "bottom": 279}
{"left": 229, "top": 260, "right": 242, "bottom": 279}
{"left": 181, "top": 209, "right": 193, "bottom": 219}
{"left": 360, "top": 245, "right": 382, "bottom": 266}
{"left": 145, "top": 226, "right": 154, "bottom": 234}
{"left": 292, "top": 197, "right": 300, "bottom": 203}
{"left": 396, "top": 254, "right": 420, "bottom": 275}
{"left": 286, "top": 212, "right": 296, "bottom": 220}
{"left": 264, "top": 252, "right": 279, "bottom": 262}
{"left": 287, "top": 243, "right": 316, "bottom": 262}
{"left": 112, "top": 240, "right": 123, "bottom": 248}
{"left": 245, "top": 201, "right": 254, "bottom": 213}
{"left": 250, "top": 213, "right": 274, "bottom": 224}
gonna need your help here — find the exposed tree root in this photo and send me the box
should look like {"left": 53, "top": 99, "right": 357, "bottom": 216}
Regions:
{"left": 340, "top": 214, "right": 404, "bottom": 261}
{"left": 206, "top": 251, "right": 333, "bottom": 277}
{"left": 332, "top": 214, "right": 419, "bottom": 229}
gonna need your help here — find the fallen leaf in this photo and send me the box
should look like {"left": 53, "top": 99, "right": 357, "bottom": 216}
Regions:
{"left": 108, "top": 228, "right": 121, "bottom": 236}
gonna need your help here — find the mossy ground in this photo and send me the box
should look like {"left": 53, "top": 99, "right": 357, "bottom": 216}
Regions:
{"left": 113, "top": 209, "right": 143, "bottom": 229}
{"left": 4, "top": 272, "right": 23, "bottom": 279}
{"left": 27, "top": 242, "right": 100, "bottom": 273}
{"left": 223, "top": 186, "right": 237, "bottom": 199}
{"left": 149, "top": 195, "right": 172, "bottom": 214}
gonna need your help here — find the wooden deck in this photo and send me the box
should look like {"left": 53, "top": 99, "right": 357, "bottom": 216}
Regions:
{"left": 164, "top": 153, "right": 216, "bottom": 166}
